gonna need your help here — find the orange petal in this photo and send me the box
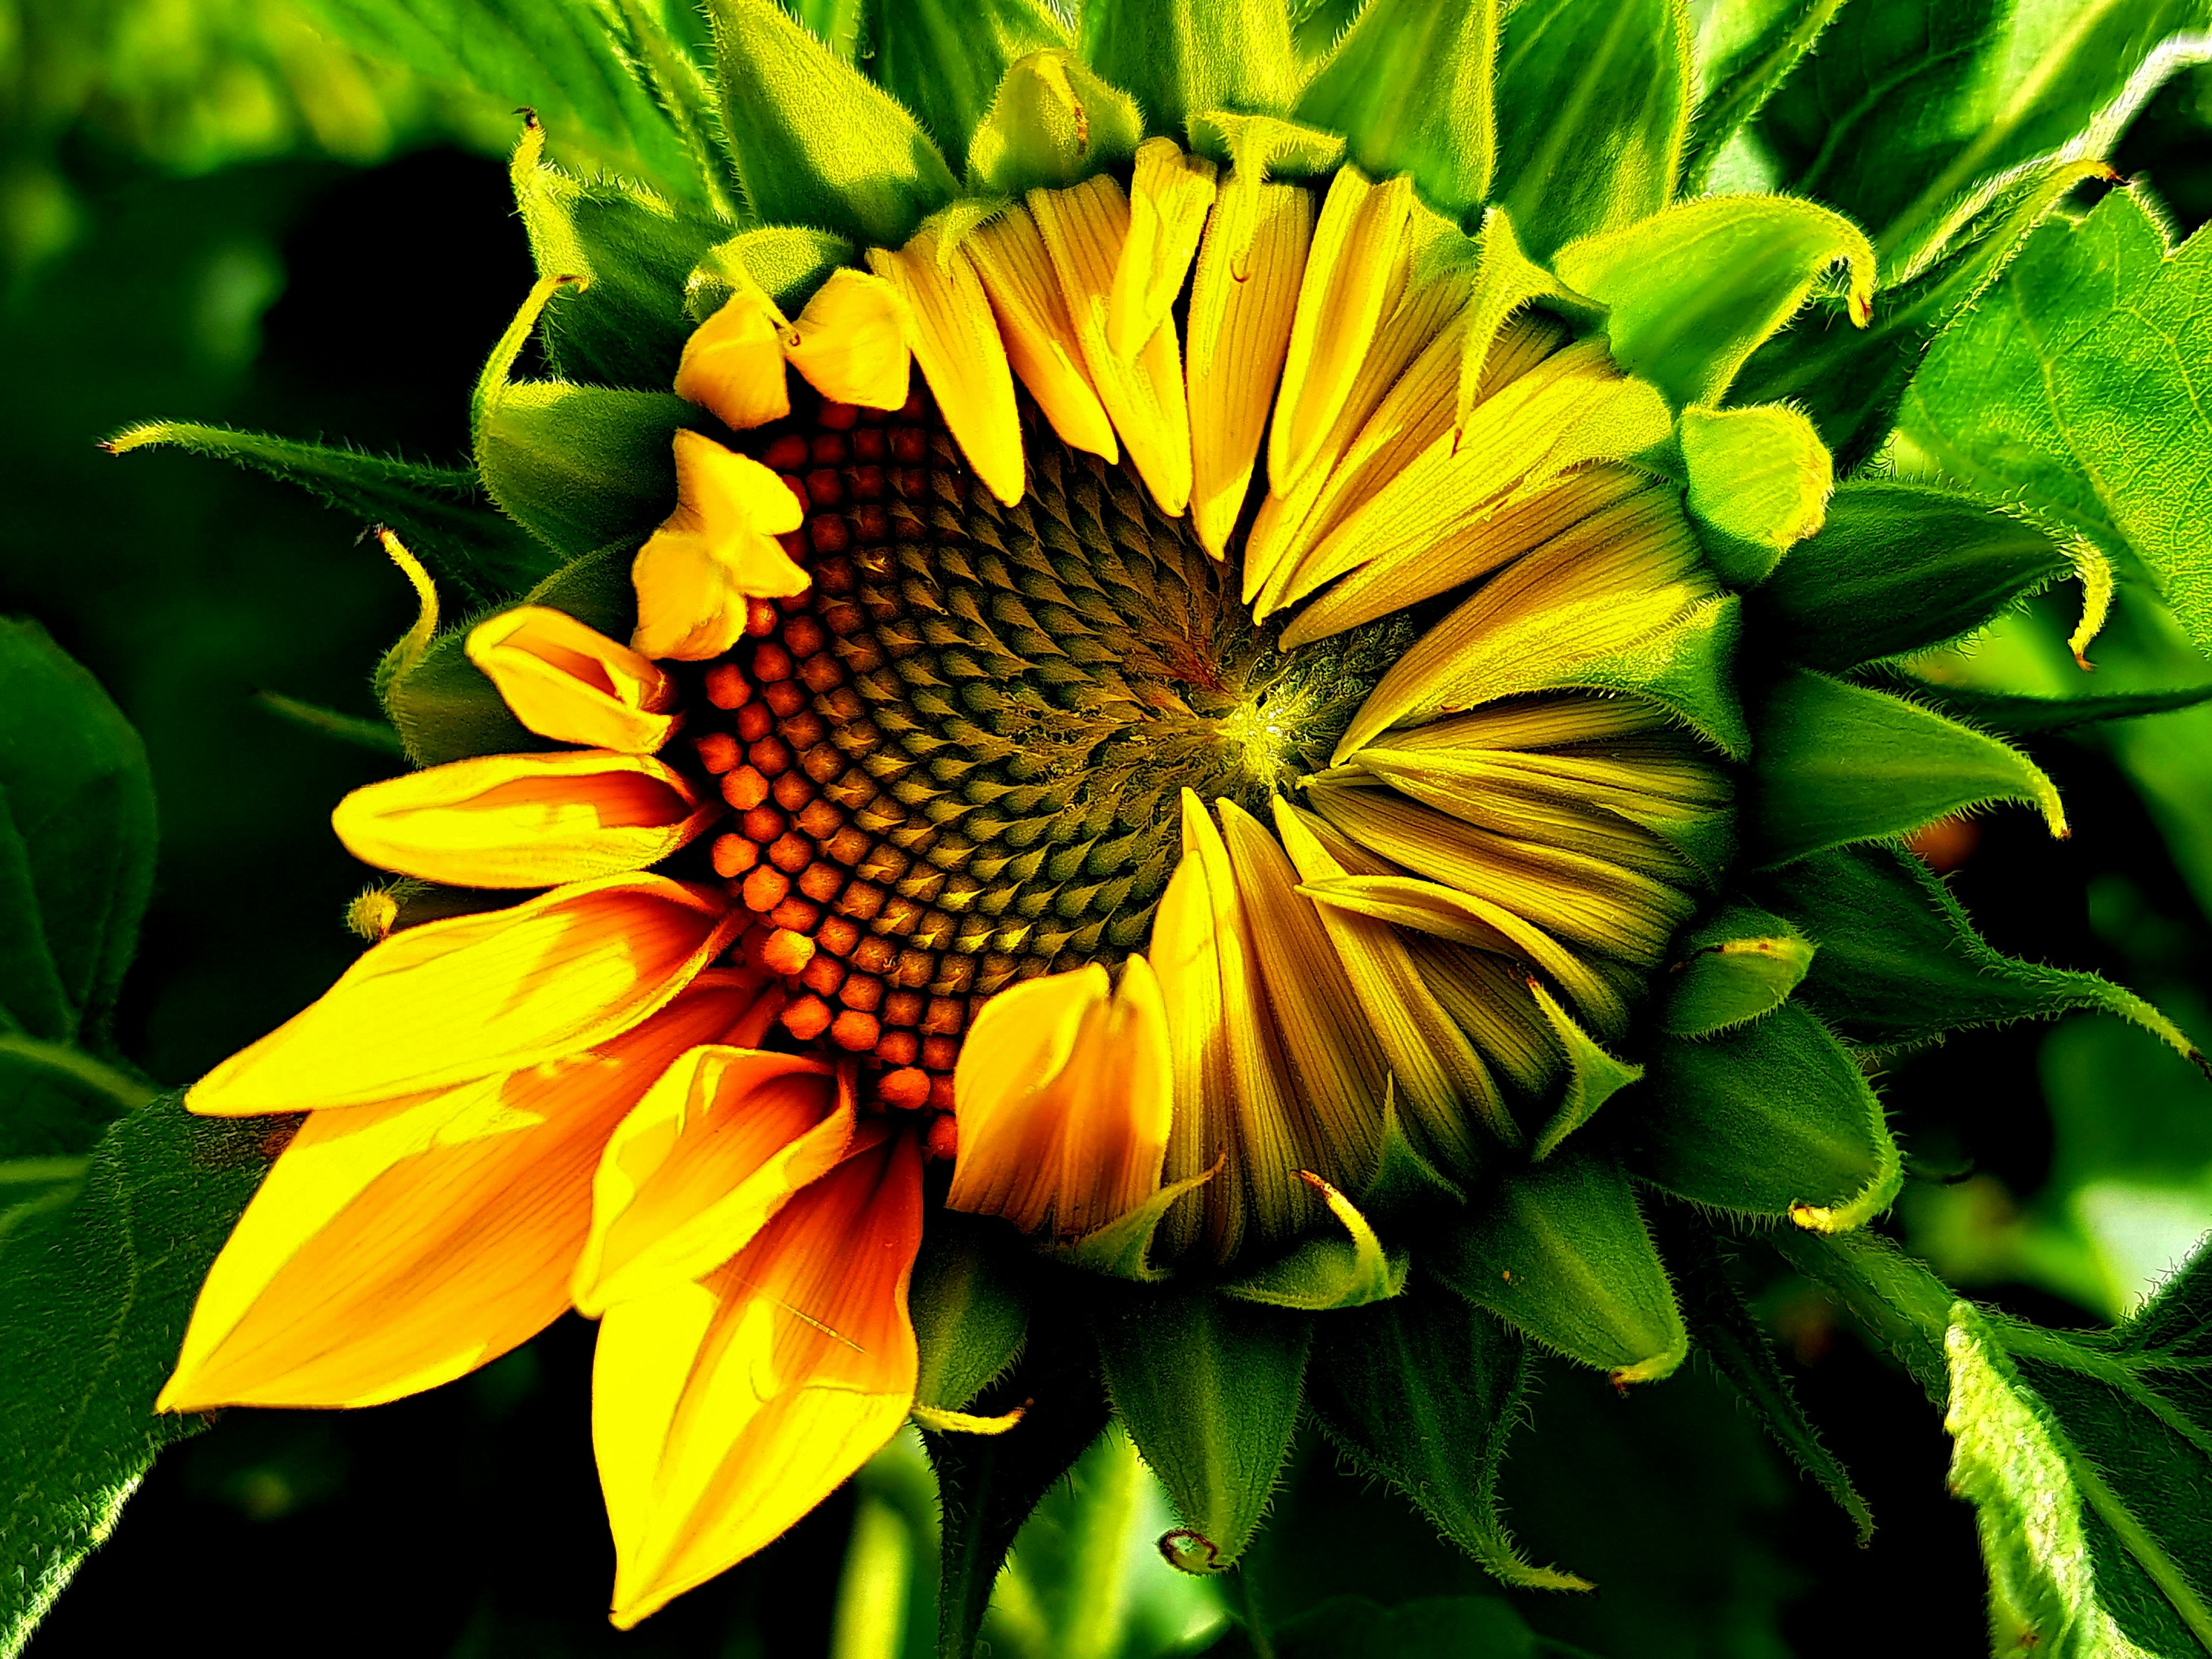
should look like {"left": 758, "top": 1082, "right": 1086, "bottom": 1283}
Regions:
{"left": 332, "top": 751, "right": 721, "bottom": 888}
{"left": 948, "top": 959, "right": 1171, "bottom": 1238}
{"left": 632, "top": 430, "right": 810, "bottom": 662}
{"left": 675, "top": 287, "right": 792, "bottom": 431}
{"left": 465, "top": 607, "right": 679, "bottom": 754}
{"left": 595, "top": 1128, "right": 922, "bottom": 1627}
{"left": 573, "top": 1049, "right": 855, "bottom": 1315}
{"left": 866, "top": 230, "right": 1025, "bottom": 506}
{"left": 785, "top": 268, "right": 910, "bottom": 411}
{"left": 158, "top": 971, "right": 777, "bottom": 1411}
{"left": 189, "top": 875, "right": 745, "bottom": 1115}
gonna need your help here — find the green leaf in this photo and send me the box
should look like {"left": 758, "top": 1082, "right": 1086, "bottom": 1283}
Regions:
{"left": 1539, "top": 592, "right": 1749, "bottom": 761}
{"left": 866, "top": 0, "right": 1070, "bottom": 175}
{"left": 1756, "top": 0, "right": 2212, "bottom": 257}
{"left": 926, "top": 1316, "right": 1113, "bottom": 1659}
{"left": 0, "top": 622, "right": 156, "bottom": 1108}
{"left": 965, "top": 49, "right": 1146, "bottom": 198}
{"left": 687, "top": 225, "right": 857, "bottom": 319}
{"left": 509, "top": 115, "right": 729, "bottom": 390}
{"left": 1219, "top": 1172, "right": 1406, "bottom": 1310}
{"left": 1050, "top": 1162, "right": 1218, "bottom": 1283}
{"left": 1489, "top": 0, "right": 1690, "bottom": 261}
{"left": 1428, "top": 1149, "right": 1686, "bottom": 1384}
{"left": 1525, "top": 979, "right": 1641, "bottom": 1161}
{"left": 292, "top": 0, "right": 715, "bottom": 206}
{"left": 1676, "top": 402, "right": 1832, "bottom": 587}
{"left": 1657, "top": 901, "right": 1815, "bottom": 1038}
{"left": 1760, "top": 842, "right": 2207, "bottom": 1066}
{"left": 1900, "top": 188, "right": 2212, "bottom": 658}
{"left": 250, "top": 692, "right": 408, "bottom": 756}
{"left": 1307, "top": 1287, "right": 1590, "bottom": 1590}
{"left": 1736, "top": 155, "right": 2112, "bottom": 472}
{"left": 1294, "top": 0, "right": 1496, "bottom": 222}
{"left": 472, "top": 278, "right": 692, "bottom": 562}
{"left": 1551, "top": 195, "right": 1874, "bottom": 411}
{"left": 1767, "top": 1225, "right": 1955, "bottom": 1401}
{"left": 382, "top": 546, "right": 636, "bottom": 767}
{"left": 1093, "top": 1287, "right": 1310, "bottom": 1572}
{"left": 1077, "top": 0, "right": 1302, "bottom": 139}
{"left": 103, "top": 421, "right": 558, "bottom": 602}
{"left": 0, "top": 1099, "right": 275, "bottom": 1654}
{"left": 1875, "top": 671, "right": 2212, "bottom": 736}
{"left": 1748, "top": 666, "right": 2066, "bottom": 866}
{"left": 1946, "top": 1299, "right": 2212, "bottom": 1657}
{"left": 1681, "top": 0, "right": 1846, "bottom": 195}
{"left": 787, "top": 0, "right": 863, "bottom": 58}
{"left": 706, "top": 0, "right": 958, "bottom": 248}
{"left": 1632, "top": 1000, "right": 1903, "bottom": 1230}
{"left": 1753, "top": 482, "right": 2073, "bottom": 672}
{"left": 1657, "top": 1215, "right": 1872, "bottom": 1543}
{"left": 912, "top": 1216, "right": 1032, "bottom": 1414}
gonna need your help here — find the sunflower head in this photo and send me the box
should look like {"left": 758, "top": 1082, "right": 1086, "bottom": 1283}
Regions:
{"left": 132, "top": 0, "right": 2207, "bottom": 1635}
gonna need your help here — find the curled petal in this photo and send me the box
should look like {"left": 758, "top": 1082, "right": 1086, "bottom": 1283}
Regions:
{"left": 189, "top": 875, "right": 745, "bottom": 1115}
{"left": 596, "top": 1128, "right": 922, "bottom": 1628}
{"left": 1108, "top": 139, "right": 1217, "bottom": 361}
{"left": 465, "top": 607, "right": 678, "bottom": 754}
{"left": 332, "top": 751, "right": 720, "bottom": 888}
{"left": 158, "top": 972, "right": 777, "bottom": 1412}
{"left": 632, "top": 430, "right": 809, "bottom": 663}
{"left": 675, "top": 287, "right": 792, "bottom": 431}
{"left": 866, "top": 229, "right": 1025, "bottom": 506}
{"left": 785, "top": 268, "right": 910, "bottom": 411}
{"left": 574, "top": 1048, "right": 855, "bottom": 1315}
{"left": 948, "top": 960, "right": 1171, "bottom": 1238}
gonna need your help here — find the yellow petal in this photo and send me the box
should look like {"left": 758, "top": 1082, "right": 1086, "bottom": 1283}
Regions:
{"left": 188, "top": 875, "right": 746, "bottom": 1115}
{"left": 1027, "top": 174, "right": 1194, "bottom": 516}
{"left": 1268, "top": 168, "right": 1414, "bottom": 497}
{"left": 632, "top": 430, "right": 809, "bottom": 663}
{"left": 785, "top": 267, "right": 911, "bottom": 411}
{"left": 574, "top": 1049, "right": 855, "bottom": 1315}
{"left": 597, "top": 1128, "right": 922, "bottom": 1627}
{"left": 1147, "top": 791, "right": 1308, "bottom": 1262}
{"left": 158, "top": 971, "right": 774, "bottom": 1411}
{"left": 866, "top": 230, "right": 1025, "bottom": 506}
{"left": 465, "top": 606, "right": 679, "bottom": 754}
{"left": 674, "top": 287, "right": 792, "bottom": 431}
{"left": 946, "top": 958, "right": 1171, "bottom": 1238}
{"left": 1107, "top": 138, "right": 1217, "bottom": 361}
{"left": 967, "top": 207, "right": 1120, "bottom": 463}
{"left": 332, "top": 751, "right": 720, "bottom": 888}
{"left": 1187, "top": 177, "right": 1313, "bottom": 559}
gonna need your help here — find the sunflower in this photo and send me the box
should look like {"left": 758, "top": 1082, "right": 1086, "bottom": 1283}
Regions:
{"left": 133, "top": 0, "right": 2205, "bottom": 1637}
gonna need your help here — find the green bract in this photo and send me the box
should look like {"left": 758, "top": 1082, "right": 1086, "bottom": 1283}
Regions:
{"left": 17, "top": 1, "right": 2212, "bottom": 1656}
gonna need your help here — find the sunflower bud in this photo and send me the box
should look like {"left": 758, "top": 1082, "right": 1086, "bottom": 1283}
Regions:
{"left": 946, "top": 957, "right": 1172, "bottom": 1239}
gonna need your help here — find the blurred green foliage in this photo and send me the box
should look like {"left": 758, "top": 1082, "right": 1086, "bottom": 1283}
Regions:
{"left": 4, "top": 5, "right": 2212, "bottom": 1657}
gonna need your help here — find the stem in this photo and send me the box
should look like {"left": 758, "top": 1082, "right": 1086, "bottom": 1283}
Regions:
{"left": 1233, "top": 1567, "right": 1275, "bottom": 1659}
{"left": 1764, "top": 1225, "right": 1955, "bottom": 1404}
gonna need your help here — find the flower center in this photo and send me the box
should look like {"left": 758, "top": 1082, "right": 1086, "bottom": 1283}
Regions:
{"left": 675, "top": 386, "right": 1410, "bottom": 1090}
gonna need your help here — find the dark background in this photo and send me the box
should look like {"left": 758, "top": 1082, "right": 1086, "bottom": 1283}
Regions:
{"left": 5, "top": 12, "right": 2212, "bottom": 1656}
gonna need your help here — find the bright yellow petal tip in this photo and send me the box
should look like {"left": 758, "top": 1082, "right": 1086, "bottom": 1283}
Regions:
{"left": 946, "top": 957, "right": 1172, "bottom": 1238}
{"left": 465, "top": 607, "right": 678, "bottom": 754}
{"left": 785, "top": 267, "right": 911, "bottom": 411}
{"left": 674, "top": 287, "right": 792, "bottom": 431}
{"left": 631, "top": 430, "right": 809, "bottom": 663}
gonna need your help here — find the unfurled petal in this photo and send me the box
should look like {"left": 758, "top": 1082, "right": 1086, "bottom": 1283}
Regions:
{"left": 866, "top": 230, "right": 1025, "bottom": 506}
{"left": 190, "top": 875, "right": 744, "bottom": 1115}
{"left": 1269, "top": 168, "right": 1414, "bottom": 497}
{"left": 1188, "top": 178, "right": 1313, "bottom": 558}
{"left": 632, "top": 430, "right": 810, "bottom": 662}
{"left": 1028, "top": 174, "right": 1193, "bottom": 516}
{"left": 332, "top": 752, "right": 720, "bottom": 888}
{"left": 595, "top": 1128, "right": 922, "bottom": 1628}
{"left": 1108, "top": 139, "right": 1217, "bottom": 361}
{"left": 574, "top": 1048, "right": 854, "bottom": 1315}
{"left": 947, "top": 959, "right": 1171, "bottom": 1238}
{"left": 159, "top": 972, "right": 776, "bottom": 1412}
{"left": 785, "top": 268, "right": 910, "bottom": 411}
{"left": 465, "top": 607, "right": 679, "bottom": 754}
{"left": 967, "top": 208, "right": 1120, "bottom": 463}
{"left": 675, "top": 287, "right": 792, "bottom": 431}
